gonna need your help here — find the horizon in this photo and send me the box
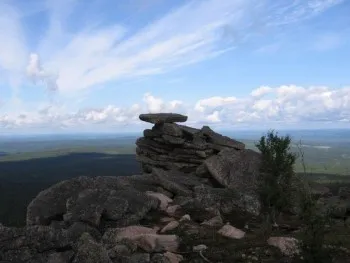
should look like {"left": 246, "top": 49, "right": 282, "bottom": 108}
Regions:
{"left": 1, "top": 127, "right": 349, "bottom": 139}
{"left": 1, "top": 0, "right": 349, "bottom": 134}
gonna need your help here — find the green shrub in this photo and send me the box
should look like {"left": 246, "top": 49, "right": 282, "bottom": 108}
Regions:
{"left": 256, "top": 131, "right": 339, "bottom": 262}
{"left": 255, "top": 130, "right": 297, "bottom": 225}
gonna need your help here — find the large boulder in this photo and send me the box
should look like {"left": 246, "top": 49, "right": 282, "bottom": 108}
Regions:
{"left": 27, "top": 176, "right": 159, "bottom": 228}
{"left": 204, "top": 148, "right": 261, "bottom": 192}
{"left": 193, "top": 184, "right": 261, "bottom": 216}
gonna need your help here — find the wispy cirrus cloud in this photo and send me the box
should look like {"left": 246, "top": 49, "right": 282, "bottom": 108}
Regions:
{"left": 264, "top": 0, "right": 344, "bottom": 26}
{"left": 0, "top": 0, "right": 345, "bottom": 97}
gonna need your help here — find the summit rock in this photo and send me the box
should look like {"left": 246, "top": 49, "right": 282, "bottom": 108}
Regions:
{"left": 139, "top": 113, "right": 188, "bottom": 124}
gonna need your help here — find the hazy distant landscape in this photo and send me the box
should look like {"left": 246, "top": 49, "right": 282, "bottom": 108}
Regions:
{"left": 0, "top": 129, "right": 349, "bottom": 226}
{"left": 1, "top": 129, "right": 350, "bottom": 175}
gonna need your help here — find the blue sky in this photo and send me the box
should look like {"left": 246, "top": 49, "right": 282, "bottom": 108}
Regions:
{"left": 0, "top": 0, "right": 349, "bottom": 134}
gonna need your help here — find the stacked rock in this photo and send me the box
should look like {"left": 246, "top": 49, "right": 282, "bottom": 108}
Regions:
{"left": 136, "top": 113, "right": 246, "bottom": 173}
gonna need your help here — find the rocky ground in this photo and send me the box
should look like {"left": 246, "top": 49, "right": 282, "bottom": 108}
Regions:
{"left": 1, "top": 113, "right": 350, "bottom": 263}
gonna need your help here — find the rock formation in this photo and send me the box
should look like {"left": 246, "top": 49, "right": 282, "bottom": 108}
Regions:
{"left": 136, "top": 113, "right": 246, "bottom": 175}
{"left": 1, "top": 113, "right": 349, "bottom": 262}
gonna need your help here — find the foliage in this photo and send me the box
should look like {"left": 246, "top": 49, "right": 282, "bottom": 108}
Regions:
{"left": 255, "top": 130, "right": 297, "bottom": 224}
{"left": 256, "top": 132, "right": 337, "bottom": 262}
{"left": 295, "top": 141, "right": 333, "bottom": 263}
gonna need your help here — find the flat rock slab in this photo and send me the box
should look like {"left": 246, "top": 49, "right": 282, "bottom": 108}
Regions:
{"left": 139, "top": 113, "right": 188, "bottom": 124}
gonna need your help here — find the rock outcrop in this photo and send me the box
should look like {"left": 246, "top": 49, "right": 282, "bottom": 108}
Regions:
{"left": 2, "top": 113, "right": 349, "bottom": 262}
{"left": 0, "top": 113, "right": 262, "bottom": 262}
{"left": 136, "top": 113, "right": 245, "bottom": 175}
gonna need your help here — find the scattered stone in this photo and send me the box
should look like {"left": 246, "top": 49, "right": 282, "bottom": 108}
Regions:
{"left": 201, "top": 215, "right": 224, "bottom": 227}
{"left": 193, "top": 244, "right": 208, "bottom": 252}
{"left": 179, "top": 214, "right": 191, "bottom": 222}
{"left": 164, "top": 251, "right": 184, "bottom": 263}
{"left": 267, "top": 237, "right": 300, "bottom": 256}
{"left": 134, "top": 234, "right": 180, "bottom": 252}
{"left": 146, "top": 191, "right": 173, "bottom": 211}
{"left": 161, "top": 221, "right": 179, "bottom": 233}
{"left": 217, "top": 223, "right": 246, "bottom": 239}
{"left": 102, "top": 225, "right": 157, "bottom": 244}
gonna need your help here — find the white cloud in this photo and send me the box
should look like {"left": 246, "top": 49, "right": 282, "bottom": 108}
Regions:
{"left": 250, "top": 86, "right": 273, "bottom": 97}
{"left": 143, "top": 93, "right": 185, "bottom": 113}
{"left": 26, "top": 53, "right": 59, "bottom": 92}
{"left": 143, "top": 93, "right": 165, "bottom": 113}
{"left": 1, "top": 85, "right": 349, "bottom": 130}
{"left": 266, "top": 0, "right": 344, "bottom": 26}
{"left": 207, "top": 111, "right": 221, "bottom": 123}
{"left": 45, "top": 0, "right": 252, "bottom": 95}
{"left": 1, "top": 0, "right": 344, "bottom": 96}
{"left": 195, "top": 96, "right": 237, "bottom": 112}
{"left": 192, "top": 85, "right": 350, "bottom": 126}
{"left": 307, "top": 0, "right": 344, "bottom": 14}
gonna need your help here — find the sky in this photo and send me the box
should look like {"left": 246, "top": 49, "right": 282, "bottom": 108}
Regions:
{"left": 0, "top": 0, "right": 349, "bottom": 134}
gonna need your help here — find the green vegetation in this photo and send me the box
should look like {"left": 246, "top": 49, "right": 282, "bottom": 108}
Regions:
{"left": 255, "top": 131, "right": 344, "bottom": 262}
{"left": 243, "top": 139, "right": 350, "bottom": 176}
{"left": 255, "top": 130, "right": 297, "bottom": 225}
